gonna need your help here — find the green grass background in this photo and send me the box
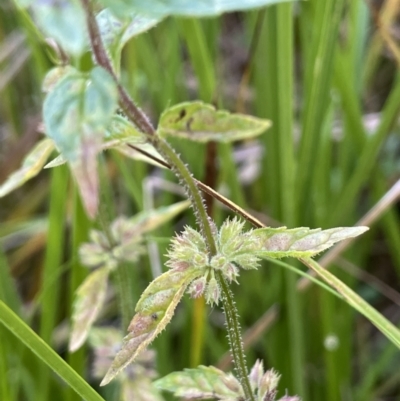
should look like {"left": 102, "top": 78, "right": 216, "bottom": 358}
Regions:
{"left": 1, "top": 0, "right": 400, "bottom": 400}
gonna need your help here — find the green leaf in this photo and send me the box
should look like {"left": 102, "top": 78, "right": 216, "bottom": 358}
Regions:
{"left": 42, "top": 66, "right": 78, "bottom": 93}
{"left": 69, "top": 267, "right": 110, "bottom": 352}
{"left": 31, "top": 0, "right": 87, "bottom": 56}
{"left": 158, "top": 101, "right": 271, "bottom": 143}
{"left": 253, "top": 226, "right": 369, "bottom": 259}
{"left": 44, "top": 114, "right": 146, "bottom": 169}
{"left": 101, "top": 268, "right": 202, "bottom": 385}
{"left": 154, "top": 365, "right": 243, "bottom": 400}
{"left": 43, "top": 66, "right": 118, "bottom": 218}
{"left": 97, "top": 8, "right": 162, "bottom": 71}
{"left": 98, "top": 0, "right": 295, "bottom": 17}
{"left": 104, "top": 114, "right": 146, "bottom": 144}
{"left": 0, "top": 138, "right": 55, "bottom": 197}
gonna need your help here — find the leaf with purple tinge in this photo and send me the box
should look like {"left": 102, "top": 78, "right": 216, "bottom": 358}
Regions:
{"left": 0, "top": 138, "right": 55, "bottom": 197}
{"left": 253, "top": 226, "right": 369, "bottom": 259}
{"left": 69, "top": 266, "right": 110, "bottom": 352}
{"left": 43, "top": 66, "right": 118, "bottom": 218}
{"left": 101, "top": 268, "right": 202, "bottom": 386}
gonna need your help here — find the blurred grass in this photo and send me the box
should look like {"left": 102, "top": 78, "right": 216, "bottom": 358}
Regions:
{"left": 1, "top": 0, "right": 400, "bottom": 400}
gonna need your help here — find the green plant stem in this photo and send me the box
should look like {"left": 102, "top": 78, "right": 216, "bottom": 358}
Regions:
{"left": 217, "top": 271, "right": 255, "bottom": 401}
{"left": 0, "top": 300, "right": 106, "bottom": 401}
{"left": 81, "top": 3, "right": 254, "bottom": 399}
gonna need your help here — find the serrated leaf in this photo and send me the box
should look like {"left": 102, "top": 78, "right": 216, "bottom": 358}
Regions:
{"left": 98, "top": 0, "right": 294, "bottom": 17}
{"left": 154, "top": 366, "right": 243, "bottom": 400}
{"left": 43, "top": 66, "right": 118, "bottom": 218}
{"left": 69, "top": 267, "right": 110, "bottom": 352}
{"left": 158, "top": 101, "right": 271, "bottom": 143}
{"left": 31, "top": 0, "right": 87, "bottom": 56}
{"left": 253, "top": 226, "right": 369, "bottom": 259}
{"left": 97, "top": 8, "right": 161, "bottom": 71}
{"left": 101, "top": 268, "right": 202, "bottom": 385}
{"left": 0, "top": 138, "right": 55, "bottom": 197}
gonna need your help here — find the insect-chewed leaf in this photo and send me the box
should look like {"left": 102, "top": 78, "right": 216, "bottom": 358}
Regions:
{"left": 43, "top": 66, "right": 118, "bottom": 218}
{"left": 101, "top": 268, "right": 202, "bottom": 386}
{"left": 97, "top": 0, "right": 295, "bottom": 18}
{"left": 31, "top": 0, "right": 87, "bottom": 56}
{"left": 253, "top": 226, "right": 369, "bottom": 259}
{"left": 0, "top": 139, "right": 55, "bottom": 197}
{"left": 154, "top": 365, "right": 243, "bottom": 400}
{"left": 158, "top": 101, "right": 271, "bottom": 143}
{"left": 69, "top": 267, "right": 110, "bottom": 352}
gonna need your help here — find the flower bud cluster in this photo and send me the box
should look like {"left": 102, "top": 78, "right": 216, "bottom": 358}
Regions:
{"left": 248, "top": 360, "right": 300, "bottom": 401}
{"left": 166, "top": 217, "right": 263, "bottom": 305}
{"left": 79, "top": 216, "right": 144, "bottom": 271}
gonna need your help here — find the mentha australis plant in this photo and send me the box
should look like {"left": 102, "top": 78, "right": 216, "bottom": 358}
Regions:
{"left": 4, "top": 1, "right": 400, "bottom": 401}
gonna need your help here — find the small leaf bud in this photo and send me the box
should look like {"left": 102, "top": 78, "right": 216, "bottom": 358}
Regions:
{"left": 205, "top": 277, "right": 221, "bottom": 306}
{"left": 187, "top": 276, "right": 207, "bottom": 298}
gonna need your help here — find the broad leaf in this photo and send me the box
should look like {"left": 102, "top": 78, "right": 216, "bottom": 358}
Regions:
{"left": 253, "top": 226, "right": 369, "bottom": 259}
{"left": 44, "top": 115, "right": 146, "bottom": 169}
{"left": 101, "top": 268, "right": 202, "bottom": 385}
{"left": 98, "top": 0, "right": 294, "bottom": 18}
{"left": 0, "top": 139, "right": 55, "bottom": 197}
{"left": 43, "top": 66, "right": 118, "bottom": 218}
{"left": 69, "top": 267, "right": 110, "bottom": 352}
{"left": 158, "top": 101, "right": 271, "bottom": 143}
{"left": 42, "top": 66, "right": 78, "bottom": 93}
{"left": 154, "top": 366, "right": 243, "bottom": 400}
{"left": 97, "top": 9, "right": 161, "bottom": 72}
{"left": 31, "top": 0, "right": 87, "bottom": 56}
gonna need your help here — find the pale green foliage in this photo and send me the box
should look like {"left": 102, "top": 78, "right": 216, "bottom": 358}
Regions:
{"left": 253, "top": 226, "right": 369, "bottom": 259}
{"left": 97, "top": 8, "right": 161, "bottom": 73}
{"left": 98, "top": 0, "right": 295, "bottom": 18}
{"left": 42, "top": 66, "right": 77, "bottom": 93}
{"left": 30, "top": 0, "right": 87, "bottom": 55}
{"left": 89, "top": 328, "right": 164, "bottom": 401}
{"left": 69, "top": 267, "right": 110, "bottom": 352}
{"left": 101, "top": 268, "right": 203, "bottom": 386}
{"left": 44, "top": 115, "right": 147, "bottom": 169}
{"left": 70, "top": 201, "right": 189, "bottom": 352}
{"left": 155, "top": 360, "right": 300, "bottom": 401}
{"left": 158, "top": 101, "right": 271, "bottom": 143}
{"left": 43, "top": 66, "right": 118, "bottom": 217}
{"left": 0, "top": 139, "right": 54, "bottom": 197}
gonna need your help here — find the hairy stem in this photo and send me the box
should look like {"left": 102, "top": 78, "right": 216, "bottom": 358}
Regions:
{"left": 217, "top": 272, "right": 255, "bottom": 401}
{"left": 81, "top": 0, "right": 252, "bottom": 395}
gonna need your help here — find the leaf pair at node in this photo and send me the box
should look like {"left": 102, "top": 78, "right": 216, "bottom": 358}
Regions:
{"left": 100, "top": 217, "right": 368, "bottom": 385}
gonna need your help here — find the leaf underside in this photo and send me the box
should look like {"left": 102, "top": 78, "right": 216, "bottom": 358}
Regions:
{"left": 69, "top": 267, "right": 110, "bottom": 352}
